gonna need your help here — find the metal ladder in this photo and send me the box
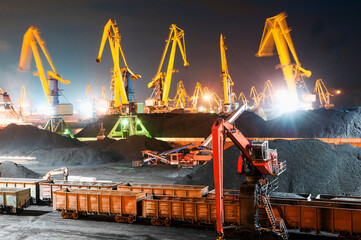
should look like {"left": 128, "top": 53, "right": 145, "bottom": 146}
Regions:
{"left": 261, "top": 195, "right": 289, "bottom": 240}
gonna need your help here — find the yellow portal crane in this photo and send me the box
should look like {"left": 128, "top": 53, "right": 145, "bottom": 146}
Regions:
{"left": 18, "top": 26, "right": 70, "bottom": 106}
{"left": 238, "top": 92, "right": 249, "bottom": 105}
{"left": 19, "top": 26, "right": 73, "bottom": 138}
{"left": 220, "top": 34, "right": 235, "bottom": 112}
{"left": 256, "top": 12, "right": 311, "bottom": 102}
{"left": 147, "top": 24, "right": 189, "bottom": 111}
{"left": 191, "top": 82, "right": 203, "bottom": 112}
{"left": 262, "top": 80, "right": 274, "bottom": 104}
{"left": 18, "top": 86, "right": 28, "bottom": 108}
{"left": 18, "top": 86, "right": 32, "bottom": 116}
{"left": 313, "top": 79, "right": 334, "bottom": 109}
{"left": 96, "top": 19, "right": 140, "bottom": 109}
{"left": 250, "top": 86, "right": 262, "bottom": 108}
{"left": 85, "top": 84, "right": 97, "bottom": 104}
{"left": 169, "top": 81, "right": 190, "bottom": 109}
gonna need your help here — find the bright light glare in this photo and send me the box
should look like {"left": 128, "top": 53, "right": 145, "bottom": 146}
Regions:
{"left": 336, "top": 90, "right": 341, "bottom": 95}
{"left": 80, "top": 102, "right": 93, "bottom": 117}
{"left": 275, "top": 90, "right": 299, "bottom": 113}
{"left": 122, "top": 118, "right": 128, "bottom": 126}
{"left": 38, "top": 104, "right": 53, "bottom": 115}
{"left": 203, "top": 94, "right": 211, "bottom": 101}
{"left": 198, "top": 106, "right": 205, "bottom": 112}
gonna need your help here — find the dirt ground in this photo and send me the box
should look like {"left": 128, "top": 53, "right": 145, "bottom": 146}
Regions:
{"left": 0, "top": 205, "right": 214, "bottom": 240}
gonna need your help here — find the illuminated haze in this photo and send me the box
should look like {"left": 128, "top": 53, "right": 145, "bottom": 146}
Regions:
{"left": 0, "top": 0, "right": 360, "bottom": 109}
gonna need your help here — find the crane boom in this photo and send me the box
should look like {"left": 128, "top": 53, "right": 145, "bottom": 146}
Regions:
{"left": 18, "top": 26, "right": 70, "bottom": 105}
{"left": 96, "top": 19, "right": 141, "bottom": 107}
{"left": 148, "top": 24, "right": 189, "bottom": 107}
{"left": 220, "top": 34, "right": 234, "bottom": 111}
{"left": 256, "top": 12, "right": 311, "bottom": 102}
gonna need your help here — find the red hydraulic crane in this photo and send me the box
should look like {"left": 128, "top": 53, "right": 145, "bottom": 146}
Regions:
{"left": 212, "top": 109, "right": 287, "bottom": 239}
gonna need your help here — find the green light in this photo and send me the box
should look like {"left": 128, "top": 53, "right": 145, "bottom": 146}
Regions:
{"left": 136, "top": 119, "right": 141, "bottom": 124}
{"left": 122, "top": 118, "right": 128, "bottom": 126}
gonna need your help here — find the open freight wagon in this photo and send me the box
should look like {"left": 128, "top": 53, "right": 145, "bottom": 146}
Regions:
{"left": 53, "top": 188, "right": 147, "bottom": 223}
{"left": 0, "top": 187, "right": 30, "bottom": 213}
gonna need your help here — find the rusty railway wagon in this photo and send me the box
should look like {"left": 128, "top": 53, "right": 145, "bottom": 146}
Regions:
{"left": 53, "top": 188, "right": 147, "bottom": 223}
{"left": 142, "top": 195, "right": 240, "bottom": 227}
{"left": 0, "top": 178, "right": 49, "bottom": 204}
{"left": 117, "top": 183, "right": 208, "bottom": 198}
{"left": 39, "top": 180, "right": 122, "bottom": 202}
{"left": 208, "top": 189, "right": 361, "bottom": 239}
{"left": 0, "top": 187, "right": 31, "bottom": 213}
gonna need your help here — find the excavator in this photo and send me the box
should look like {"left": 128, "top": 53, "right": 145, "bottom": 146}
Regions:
{"left": 256, "top": 13, "right": 313, "bottom": 107}
{"left": 18, "top": 26, "right": 73, "bottom": 137}
{"left": 211, "top": 104, "right": 287, "bottom": 239}
{"left": 43, "top": 167, "right": 69, "bottom": 181}
{"left": 96, "top": 19, "right": 141, "bottom": 114}
{"left": 220, "top": 34, "right": 235, "bottom": 112}
{"left": 146, "top": 24, "right": 189, "bottom": 113}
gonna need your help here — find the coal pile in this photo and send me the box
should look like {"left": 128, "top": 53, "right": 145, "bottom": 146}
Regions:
{"left": 180, "top": 139, "right": 361, "bottom": 196}
{"left": 0, "top": 161, "right": 41, "bottom": 178}
{"left": 0, "top": 124, "right": 83, "bottom": 154}
{"left": 0, "top": 124, "right": 120, "bottom": 166}
{"left": 85, "top": 137, "right": 116, "bottom": 149}
{"left": 29, "top": 147, "right": 119, "bottom": 166}
{"left": 105, "top": 135, "right": 172, "bottom": 160}
{"left": 76, "top": 113, "right": 218, "bottom": 138}
{"left": 235, "top": 107, "right": 361, "bottom": 138}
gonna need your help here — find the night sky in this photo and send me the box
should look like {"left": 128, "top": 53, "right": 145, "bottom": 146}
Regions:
{"left": 0, "top": 0, "right": 360, "bottom": 109}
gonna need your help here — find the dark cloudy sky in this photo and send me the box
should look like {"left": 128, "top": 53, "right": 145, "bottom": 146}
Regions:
{"left": 0, "top": 0, "right": 360, "bottom": 108}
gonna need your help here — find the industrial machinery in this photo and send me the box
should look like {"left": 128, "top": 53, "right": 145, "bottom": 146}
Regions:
{"left": 18, "top": 26, "right": 73, "bottom": 137}
{"left": 261, "top": 80, "right": 274, "bottom": 105}
{"left": 313, "top": 79, "right": 334, "bottom": 109}
{"left": 238, "top": 92, "right": 249, "bottom": 105}
{"left": 146, "top": 24, "right": 189, "bottom": 113}
{"left": 0, "top": 90, "right": 22, "bottom": 128}
{"left": 212, "top": 116, "right": 287, "bottom": 239}
{"left": 256, "top": 12, "right": 314, "bottom": 108}
{"left": 191, "top": 82, "right": 203, "bottom": 112}
{"left": 220, "top": 34, "right": 235, "bottom": 112}
{"left": 250, "top": 86, "right": 262, "bottom": 108}
{"left": 141, "top": 143, "right": 211, "bottom": 168}
{"left": 96, "top": 19, "right": 149, "bottom": 139}
{"left": 18, "top": 86, "right": 32, "bottom": 117}
{"left": 168, "top": 80, "right": 191, "bottom": 111}
{"left": 107, "top": 116, "right": 150, "bottom": 139}
{"left": 96, "top": 19, "right": 141, "bottom": 114}
{"left": 43, "top": 167, "right": 69, "bottom": 181}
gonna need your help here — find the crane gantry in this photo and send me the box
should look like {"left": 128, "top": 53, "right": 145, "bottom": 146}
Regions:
{"left": 256, "top": 12, "right": 312, "bottom": 104}
{"left": 146, "top": 24, "right": 189, "bottom": 113}
{"left": 96, "top": 19, "right": 141, "bottom": 113}
{"left": 220, "top": 34, "right": 235, "bottom": 112}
